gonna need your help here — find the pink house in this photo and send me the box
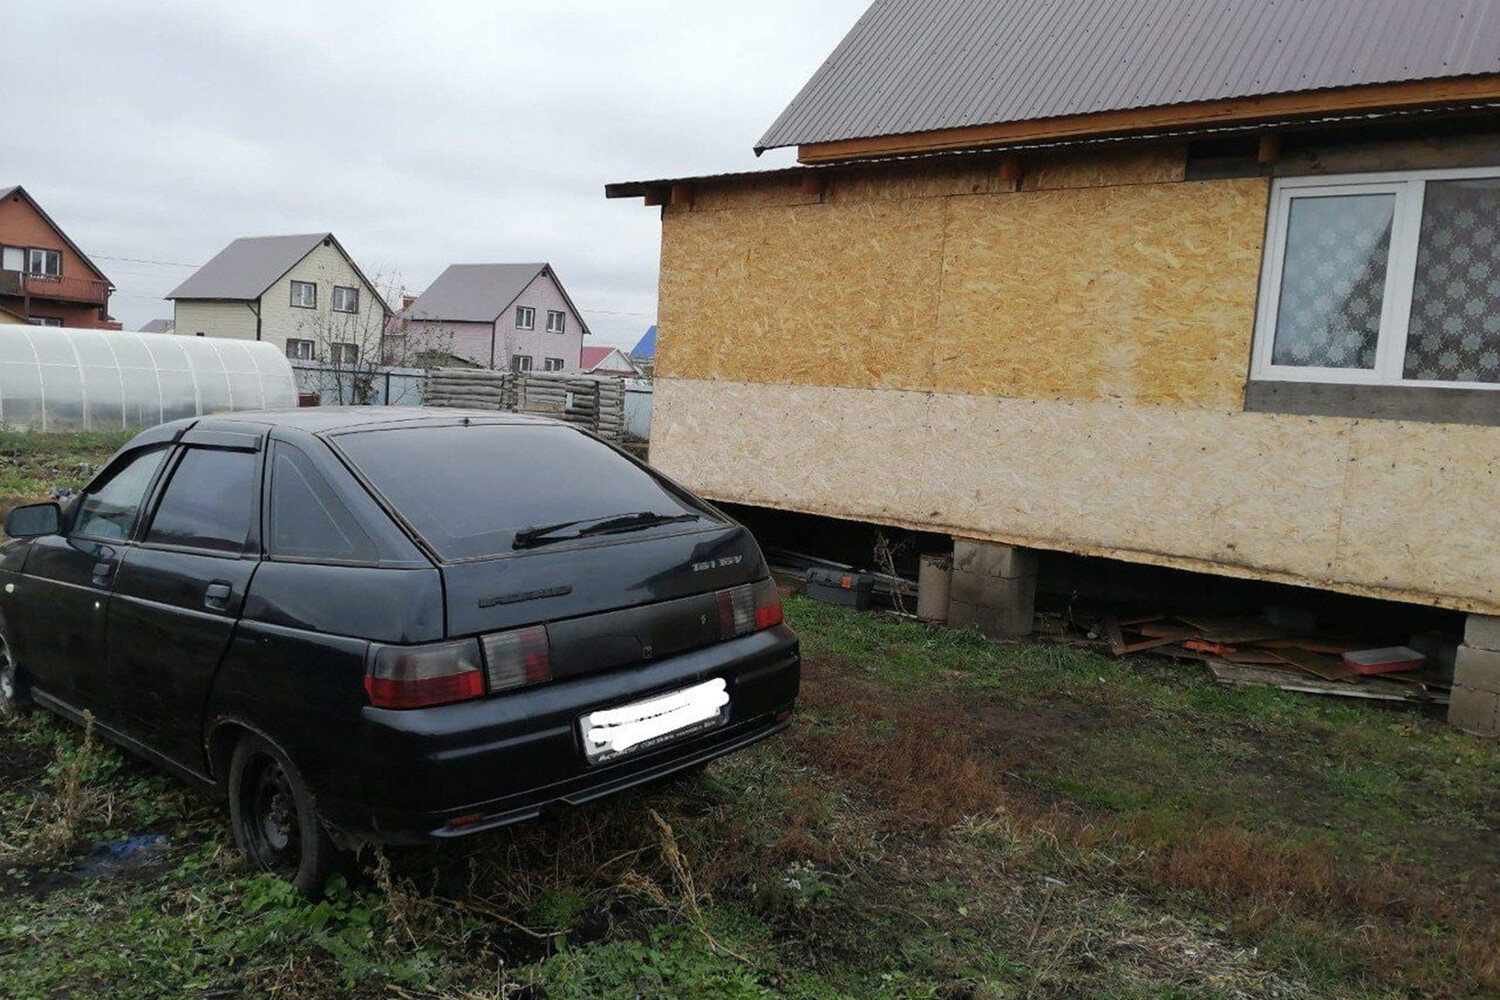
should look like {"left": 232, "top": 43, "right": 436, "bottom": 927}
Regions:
{"left": 399, "top": 262, "right": 588, "bottom": 371}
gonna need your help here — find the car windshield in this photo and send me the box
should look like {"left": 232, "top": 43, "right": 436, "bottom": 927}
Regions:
{"left": 335, "top": 423, "right": 708, "bottom": 560}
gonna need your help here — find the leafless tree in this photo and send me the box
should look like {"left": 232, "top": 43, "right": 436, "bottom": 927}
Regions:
{"left": 292, "top": 276, "right": 454, "bottom": 405}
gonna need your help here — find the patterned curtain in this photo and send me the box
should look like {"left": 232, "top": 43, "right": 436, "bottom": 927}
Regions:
{"left": 1271, "top": 194, "right": 1393, "bottom": 370}
{"left": 1403, "top": 179, "right": 1500, "bottom": 383}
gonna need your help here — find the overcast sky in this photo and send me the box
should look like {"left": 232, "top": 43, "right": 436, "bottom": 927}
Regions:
{"left": 10, "top": 1, "right": 869, "bottom": 347}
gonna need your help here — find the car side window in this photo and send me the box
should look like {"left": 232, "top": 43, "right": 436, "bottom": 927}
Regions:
{"left": 145, "top": 448, "right": 259, "bottom": 554}
{"left": 71, "top": 446, "right": 170, "bottom": 542}
{"left": 268, "top": 443, "right": 378, "bottom": 562}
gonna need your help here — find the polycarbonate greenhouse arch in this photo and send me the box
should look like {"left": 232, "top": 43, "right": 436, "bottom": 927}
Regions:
{"left": 0, "top": 326, "right": 298, "bottom": 432}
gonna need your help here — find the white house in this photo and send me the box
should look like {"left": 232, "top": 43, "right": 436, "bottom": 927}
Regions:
{"left": 167, "top": 233, "right": 391, "bottom": 362}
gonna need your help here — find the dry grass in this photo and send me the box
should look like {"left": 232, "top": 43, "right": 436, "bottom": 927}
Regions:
{"left": 0, "top": 713, "right": 113, "bottom": 864}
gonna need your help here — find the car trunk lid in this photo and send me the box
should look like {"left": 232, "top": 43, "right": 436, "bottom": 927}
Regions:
{"left": 441, "top": 522, "right": 767, "bottom": 678}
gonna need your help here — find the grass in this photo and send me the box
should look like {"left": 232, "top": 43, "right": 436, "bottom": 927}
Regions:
{"left": 1, "top": 432, "right": 1497, "bottom": 998}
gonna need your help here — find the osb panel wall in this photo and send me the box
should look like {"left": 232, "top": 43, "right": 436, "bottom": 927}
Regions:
{"left": 653, "top": 378, "right": 1500, "bottom": 613}
{"left": 1025, "top": 146, "right": 1187, "bottom": 190}
{"left": 658, "top": 198, "right": 947, "bottom": 390}
{"left": 934, "top": 177, "right": 1267, "bottom": 409}
{"left": 657, "top": 163, "right": 1269, "bottom": 410}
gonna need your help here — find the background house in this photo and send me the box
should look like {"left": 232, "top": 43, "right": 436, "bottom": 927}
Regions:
{"left": 137, "top": 318, "right": 174, "bottom": 334}
{"left": 400, "top": 263, "right": 588, "bottom": 372}
{"left": 166, "top": 232, "right": 390, "bottom": 361}
{"left": 611, "top": 0, "right": 1500, "bottom": 732}
{"left": 0, "top": 185, "right": 116, "bottom": 329}
{"left": 578, "top": 345, "right": 645, "bottom": 377}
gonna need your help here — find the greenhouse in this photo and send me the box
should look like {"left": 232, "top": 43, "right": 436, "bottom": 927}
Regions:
{"left": 0, "top": 326, "right": 297, "bottom": 432}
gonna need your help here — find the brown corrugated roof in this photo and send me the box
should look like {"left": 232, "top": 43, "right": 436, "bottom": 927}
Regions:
{"left": 757, "top": 0, "right": 1500, "bottom": 153}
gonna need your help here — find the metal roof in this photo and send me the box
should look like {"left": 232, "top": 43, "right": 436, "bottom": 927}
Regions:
{"left": 403, "top": 263, "right": 592, "bottom": 335}
{"left": 757, "top": 0, "right": 1500, "bottom": 152}
{"left": 168, "top": 232, "right": 391, "bottom": 313}
{"left": 167, "top": 233, "right": 330, "bottom": 300}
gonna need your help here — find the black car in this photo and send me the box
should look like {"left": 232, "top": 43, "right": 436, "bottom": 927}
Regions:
{"left": 0, "top": 408, "right": 799, "bottom": 892}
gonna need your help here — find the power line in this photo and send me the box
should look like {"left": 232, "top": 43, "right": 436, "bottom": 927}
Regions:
{"left": 93, "top": 253, "right": 201, "bottom": 268}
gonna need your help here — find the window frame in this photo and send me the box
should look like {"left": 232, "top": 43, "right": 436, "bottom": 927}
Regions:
{"left": 331, "top": 285, "right": 360, "bottom": 313}
{"left": 546, "top": 309, "right": 566, "bottom": 334}
{"left": 26, "top": 248, "right": 61, "bottom": 276}
{"left": 543, "top": 357, "right": 565, "bottom": 371}
{"left": 285, "top": 338, "right": 315, "bottom": 360}
{"left": 290, "top": 280, "right": 317, "bottom": 309}
{"left": 515, "top": 305, "right": 535, "bottom": 330}
{"left": 69, "top": 444, "right": 173, "bottom": 545}
{"left": 138, "top": 444, "right": 264, "bottom": 559}
{"left": 1252, "top": 166, "right": 1500, "bottom": 391}
{"left": 330, "top": 342, "right": 359, "bottom": 365}
{"left": 511, "top": 354, "right": 533, "bottom": 372}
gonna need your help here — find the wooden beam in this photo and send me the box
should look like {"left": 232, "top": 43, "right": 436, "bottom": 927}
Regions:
{"left": 799, "top": 172, "right": 827, "bottom": 196}
{"left": 669, "top": 183, "right": 695, "bottom": 208}
{"left": 795, "top": 74, "right": 1500, "bottom": 164}
{"left": 642, "top": 186, "right": 668, "bottom": 207}
{"left": 1257, "top": 134, "right": 1282, "bottom": 164}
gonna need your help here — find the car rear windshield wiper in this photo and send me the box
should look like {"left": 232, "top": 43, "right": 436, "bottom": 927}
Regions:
{"left": 513, "top": 511, "right": 700, "bottom": 549}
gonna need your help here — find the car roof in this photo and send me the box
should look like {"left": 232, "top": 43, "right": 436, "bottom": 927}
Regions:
{"left": 183, "top": 406, "right": 562, "bottom": 436}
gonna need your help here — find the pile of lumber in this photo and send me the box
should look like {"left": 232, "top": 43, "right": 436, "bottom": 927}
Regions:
{"left": 1091, "top": 613, "right": 1452, "bottom": 705}
{"left": 425, "top": 369, "right": 627, "bottom": 441}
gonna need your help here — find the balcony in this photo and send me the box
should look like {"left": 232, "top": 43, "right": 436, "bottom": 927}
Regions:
{"left": 0, "top": 269, "right": 109, "bottom": 305}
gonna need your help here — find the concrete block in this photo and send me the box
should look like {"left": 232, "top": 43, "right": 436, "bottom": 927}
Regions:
{"left": 970, "top": 595, "right": 1037, "bottom": 639}
{"left": 1464, "top": 614, "right": 1500, "bottom": 652}
{"left": 953, "top": 539, "right": 1038, "bottom": 580}
{"left": 1448, "top": 684, "right": 1500, "bottom": 736}
{"left": 1454, "top": 645, "right": 1500, "bottom": 696}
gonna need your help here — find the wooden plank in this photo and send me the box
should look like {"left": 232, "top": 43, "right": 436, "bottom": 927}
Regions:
{"left": 1177, "top": 615, "right": 1295, "bottom": 644}
{"left": 1103, "top": 615, "right": 1126, "bottom": 656}
{"left": 1272, "top": 647, "right": 1357, "bottom": 682}
{"left": 794, "top": 74, "right": 1500, "bottom": 163}
{"left": 1208, "top": 661, "right": 1448, "bottom": 704}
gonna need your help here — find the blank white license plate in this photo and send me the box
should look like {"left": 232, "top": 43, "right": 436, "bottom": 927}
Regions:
{"left": 580, "top": 678, "right": 730, "bottom": 764}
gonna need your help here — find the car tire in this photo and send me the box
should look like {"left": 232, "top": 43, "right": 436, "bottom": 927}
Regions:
{"left": 227, "top": 733, "right": 346, "bottom": 897}
{"left": 0, "top": 625, "right": 29, "bottom": 720}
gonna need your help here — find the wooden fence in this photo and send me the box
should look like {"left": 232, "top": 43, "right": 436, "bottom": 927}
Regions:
{"left": 424, "top": 369, "right": 627, "bottom": 441}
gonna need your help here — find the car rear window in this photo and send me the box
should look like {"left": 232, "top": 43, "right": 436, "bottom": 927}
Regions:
{"left": 334, "top": 424, "right": 706, "bottom": 560}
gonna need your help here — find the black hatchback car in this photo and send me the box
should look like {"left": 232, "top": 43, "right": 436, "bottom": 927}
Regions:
{"left": 0, "top": 408, "right": 799, "bottom": 892}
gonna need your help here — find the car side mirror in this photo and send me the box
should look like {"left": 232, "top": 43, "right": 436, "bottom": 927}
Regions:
{"left": 4, "top": 502, "right": 62, "bottom": 538}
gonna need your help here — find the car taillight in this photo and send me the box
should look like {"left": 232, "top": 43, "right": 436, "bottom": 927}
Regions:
{"left": 482, "top": 625, "right": 552, "bottom": 693}
{"left": 717, "top": 578, "right": 783, "bottom": 638}
{"left": 365, "top": 638, "right": 485, "bottom": 709}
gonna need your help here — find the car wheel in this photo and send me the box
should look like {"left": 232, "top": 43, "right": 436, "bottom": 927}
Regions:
{"left": 0, "top": 628, "right": 28, "bottom": 720}
{"left": 227, "top": 733, "right": 345, "bottom": 896}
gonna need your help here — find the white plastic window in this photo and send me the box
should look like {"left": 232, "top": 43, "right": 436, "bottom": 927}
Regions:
{"left": 1254, "top": 168, "right": 1500, "bottom": 388}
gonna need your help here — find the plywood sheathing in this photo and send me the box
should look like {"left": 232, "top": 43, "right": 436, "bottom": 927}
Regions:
{"left": 934, "top": 177, "right": 1267, "bottom": 409}
{"left": 652, "top": 377, "right": 1500, "bottom": 615}
{"left": 656, "top": 158, "right": 1269, "bottom": 411}
{"left": 658, "top": 197, "right": 948, "bottom": 392}
{"left": 1024, "top": 146, "right": 1187, "bottom": 190}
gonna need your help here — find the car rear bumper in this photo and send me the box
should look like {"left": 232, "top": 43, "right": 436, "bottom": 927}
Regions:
{"left": 321, "top": 625, "right": 800, "bottom": 842}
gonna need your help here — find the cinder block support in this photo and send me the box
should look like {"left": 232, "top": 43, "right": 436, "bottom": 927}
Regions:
{"left": 1451, "top": 614, "right": 1500, "bottom": 736}
{"left": 947, "top": 539, "right": 1037, "bottom": 639}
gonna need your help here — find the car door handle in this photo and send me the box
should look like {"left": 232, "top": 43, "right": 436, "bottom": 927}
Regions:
{"left": 91, "top": 561, "right": 113, "bottom": 585}
{"left": 204, "top": 581, "right": 233, "bottom": 608}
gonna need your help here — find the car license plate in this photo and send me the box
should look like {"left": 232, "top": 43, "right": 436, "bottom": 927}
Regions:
{"left": 580, "top": 678, "right": 729, "bottom": 764}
